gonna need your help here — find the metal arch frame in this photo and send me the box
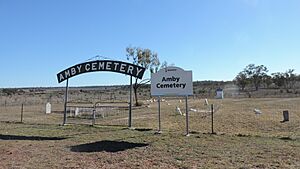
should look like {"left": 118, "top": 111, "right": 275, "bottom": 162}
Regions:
{"left": 59, "top": 60, "right": 145, "bottom": 128}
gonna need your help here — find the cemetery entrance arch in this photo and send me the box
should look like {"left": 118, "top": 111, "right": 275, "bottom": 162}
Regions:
{"left": 57, "top": 60, "right": 146, "bottom": 126}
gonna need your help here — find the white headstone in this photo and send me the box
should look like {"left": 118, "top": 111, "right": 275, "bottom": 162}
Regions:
{"left": 75, "top": 107, "right": 80, "bottom": 116}
{"left": 176, "top": 106, "right": 183, "bottom": 116}
{"left": 216, "top": 89, "right": 224, "bottom": 99}
{"left": 46, "top": 102, "right": 51, "bottom": 114}
{"left": 254, "top": 109, "right": 262, "bottom": 115}
{"left": 204, "top": 98, "right": 209, "bottom": 106}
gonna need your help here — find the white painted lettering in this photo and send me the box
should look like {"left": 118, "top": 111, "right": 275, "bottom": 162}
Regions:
{"left": 92, "top": 62, "right": 97, "bottom": 71}
{"left": 76, "top": 65, "right": 82, "bottom": 73}
{"left": 99, "top": 62, "right": 105, "bottom": 70}
{"left": 71, "top": 67, "right": 76, "bottom": 75}
{"left": 120, "top": 64, "right": 126, "bottom": 72}
{"left": 106, "top": 62, "right": 112, "bottom": 70}
{"left": 127, "top": 65, "right": 134, "bottom": 75}
{"left": 59, "top": 74, "right": 64, "bottom": 81}
{"left": 113, "top": 62, "right": 119, "bottom": 71}
{"left": 85, "top": 64, "right": 91, "bottom": 71}
{"left": 136, "top": 67, "right": 143, "bottom": 77}
{"left": 64, "top": 70, "right": 71, "bottom": 78}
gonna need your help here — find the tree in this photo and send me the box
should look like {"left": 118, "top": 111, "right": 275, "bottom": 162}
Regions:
{"left": 244, "top": 64, "right": 268, "bottom": 90}
{"left": 160, "top": 61, "right": 168, "bottom": 70}
{"left": 234, "top": 71, "right": 249, "bottom": 91}
{"left": 272, "top": 69, "right": 297, "bottom": 91}
{"left": 272, "top": 72, "right": 285, "bottom": 88}
{"left": 126, "top": 46, "right": 160, "bottom": 106}
{"left": 284, "top": 69, "right": 297, "bottom": 91}
{"left": 262, "top": 74, "right": 273, "bottom": 88}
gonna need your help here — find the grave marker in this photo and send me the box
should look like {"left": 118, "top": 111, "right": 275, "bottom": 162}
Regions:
{"left": 46, "top": 102, "right": 51, "bottom": 114}
{"left": 282, "top": 110, "right": 289, "bottom": 122}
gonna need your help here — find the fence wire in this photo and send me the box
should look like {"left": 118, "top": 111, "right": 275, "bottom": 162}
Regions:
{"left": 0, "top": 97, "right": 299, "bottom": 138}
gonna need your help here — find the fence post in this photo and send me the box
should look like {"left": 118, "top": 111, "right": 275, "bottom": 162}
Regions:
{"left": 92, "top": 106, "right": 96, "bottom": 126}
{"left": 211, "top": 104, "right": 215, "bottom": 134}
{"left": 21, "top": 104, "right": 24, "bottom": 123}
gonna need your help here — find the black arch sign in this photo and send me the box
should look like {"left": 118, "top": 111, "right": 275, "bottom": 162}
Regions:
{"left": 57, "top": 60, "right": 146, "bottom": 83}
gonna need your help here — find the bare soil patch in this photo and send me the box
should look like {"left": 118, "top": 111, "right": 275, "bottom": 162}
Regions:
{"left": 1, "top": 97, "right": 300, "bottom": 168}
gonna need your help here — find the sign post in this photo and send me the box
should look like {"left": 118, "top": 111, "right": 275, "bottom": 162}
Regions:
{"left": 151, "top": 66, "right": 193, "bottom": 136}
{"left": 185, "top": 96, "right": 189, "bottom": 136}
{"left": 63, "top": 79, "right": 69, "bottom": 125}
{"left": 129, "top": 76, "right": 133, "bottom": 128}
{"left": 158, "top": 96, "right": 161, "bottom": 133}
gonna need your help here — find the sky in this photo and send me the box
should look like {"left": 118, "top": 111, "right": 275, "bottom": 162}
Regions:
{"left": 1, "top": 0, "right": 300, "bottom": 88}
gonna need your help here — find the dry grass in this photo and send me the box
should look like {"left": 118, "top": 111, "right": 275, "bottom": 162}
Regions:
{"left": 1, "top": 97, "right": 300, "bottom": 168}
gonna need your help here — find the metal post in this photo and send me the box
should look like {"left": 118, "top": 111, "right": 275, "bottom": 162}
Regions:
{"left": 128, "top": 76, "right": 132, "bottom": 128}
{"left": 63, "top": 79, "right": 69, "bottom": 125}
{"left": 185, "top": 96, "right": 189, "bottom": 136}
{"left": 211, "top": 104, "right": 215, "bottom": 134}
{"left": 92, "top": 105, "right": 96, "bottom": 126}
{"left": 158, "top": 96, "right": 161, "bottom": 133}
{"left": 21, "top": 104, "right": 24, "bottom": 123}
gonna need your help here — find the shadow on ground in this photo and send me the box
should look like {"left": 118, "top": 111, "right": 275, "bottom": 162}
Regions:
{"left": 70, "top": 140, "right": 149, "bottom": 153}
{"left": 134, "top": 128, "right": 152, "bottom": 132}
{"left": 0, "top": 134, "right": 67, "bottom": 141}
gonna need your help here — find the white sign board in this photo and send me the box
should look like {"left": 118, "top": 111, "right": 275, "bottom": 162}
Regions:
{"left": 151, "top": 66, "right": 193, "bottom": 96}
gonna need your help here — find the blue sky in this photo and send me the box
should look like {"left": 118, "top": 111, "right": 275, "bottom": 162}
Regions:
{"left": 1, "top": 0, "right": 300, "bottom": 87}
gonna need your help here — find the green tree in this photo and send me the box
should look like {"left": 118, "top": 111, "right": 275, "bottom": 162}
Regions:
{"left": 244, "top": 64, "right": 268, "bottom": 90}
{"left": 272, "top": 72, "right": 285, "bottom": 88}
{"left": 262, "top": 74, "right": 273, "bottom": 88}
{"left": 234, "top": 71, "right": 249, "bottom": 91}
{"left": 272, "top": 69, "right": 298, "bottom": 91}
{"left": 126, "top": 46, "right": 160, "bottom": 106}
{"left": 284, "top": 69, "right": 297, "bottom": 91}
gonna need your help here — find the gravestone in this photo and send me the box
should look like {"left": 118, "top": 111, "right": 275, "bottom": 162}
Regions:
{"left": 46, "top": 102, "right": 51, "bottom": 114}
{"left": 176, "top": 106, "right": 183, "bottom": 116}
{"left": 254, "top": 109, "right": 262, "bottom": 115}
{"left": 204, "top": 98, "right": 209, "bottom": 106}
{"left": 282, "top": 110, "right": 289, "bottom": 122}
{"left": 75, "top": 107, "right": 80, "bottom": 116}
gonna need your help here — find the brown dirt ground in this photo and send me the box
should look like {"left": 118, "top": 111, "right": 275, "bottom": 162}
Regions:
{"left": 0, "top": 97, "right": 300, "bottom": 168}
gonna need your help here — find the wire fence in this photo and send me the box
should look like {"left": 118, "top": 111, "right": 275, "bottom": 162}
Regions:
{"left": 65, "top": 102, "right": 130, "bottom": 126}
{"left": 0, "top": 97, "right": 299, "bottom": 138}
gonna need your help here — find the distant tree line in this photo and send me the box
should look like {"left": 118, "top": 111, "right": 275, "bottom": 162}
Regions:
{"left": 234, "top": 64, "right": 300, "bottom": 92}
{"left": 1, "top": 88, "right": 25, "bottom": 96}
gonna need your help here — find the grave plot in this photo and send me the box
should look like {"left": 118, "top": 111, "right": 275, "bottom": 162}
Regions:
{"left": 65, "top": 101, "right": 130, "bottom": 126}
